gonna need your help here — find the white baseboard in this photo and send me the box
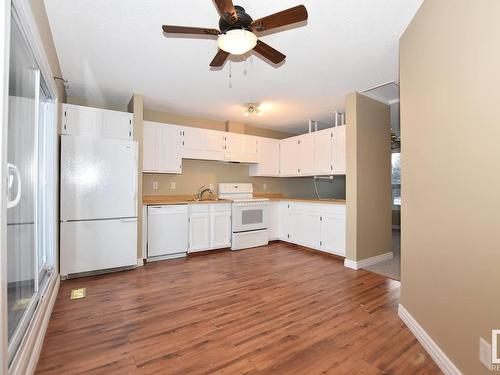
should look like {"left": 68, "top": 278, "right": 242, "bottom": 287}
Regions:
{"left": 344, "top": 252, "right": 393, "bottom": 270}
{"left": 136, "top": 258, "right": 145, "bottom": 267}
{"left": 10, "top": 274, "right": 60, "bottom": 375}
{"left": 398, "top": 304, "right": 462, "bottom": 375}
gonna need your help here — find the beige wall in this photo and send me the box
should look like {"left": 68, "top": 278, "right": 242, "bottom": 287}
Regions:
{"left": 67, "top": 96, "right": 127, "bottom": 112}
{"left": 143, "top": 159, "right": 345, "bottom": 199}
{"left": 346, "top": 93, "right": 392, "bottom": 261}
{"left": 400, "top": 1, "right": 500, "bottom": 374}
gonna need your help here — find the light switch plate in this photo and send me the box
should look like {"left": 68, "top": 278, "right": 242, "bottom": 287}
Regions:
{"left": 170, "top": 182, "right": 176, "bottom": 190}
{"left": 152, "top": 181, "right": 159, "bottom": 190}
{"left": 480, "top": 337, "right": 493, "bottom": 370}
{"left": 209, "top": 183, "right": 214, "bottom": 191}
{"left": 263, "top": 183, "right": 267, "bottom": 190}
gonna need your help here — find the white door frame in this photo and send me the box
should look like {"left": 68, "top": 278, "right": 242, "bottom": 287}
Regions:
{"left": 0, "top": 1, "right": 12, "bottom": 373}
{"left": 1, "top": 0, "right": 61, "bottom": 373}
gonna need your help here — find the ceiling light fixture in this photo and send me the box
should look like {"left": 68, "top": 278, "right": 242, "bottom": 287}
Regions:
{"left": 243, "top": 103, "right": 262, "bottom": 117}
{"left": 217, "top": 29, "right": 257, "bottom": 55}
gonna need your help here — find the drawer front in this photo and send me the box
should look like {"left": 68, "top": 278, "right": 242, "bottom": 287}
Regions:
{"left": 189, "top": 204, "right": 210, "bottom": 213}
{"left": 210, "top": 203, "right": 232, "bottom": 213}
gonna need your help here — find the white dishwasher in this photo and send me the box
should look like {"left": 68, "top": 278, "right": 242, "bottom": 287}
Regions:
{"left": 147, "top": 205, "right": 188, "bottom": 260}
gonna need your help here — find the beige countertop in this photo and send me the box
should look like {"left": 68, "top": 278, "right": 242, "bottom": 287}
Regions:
{"left": 143, "top": 195, "right": 231, "bottom": 206}
{"left": 254, "top": 193, "right": 346, "bottom": 205}
{"left": 143, "top": 194, "right": 346, "bottom": 206}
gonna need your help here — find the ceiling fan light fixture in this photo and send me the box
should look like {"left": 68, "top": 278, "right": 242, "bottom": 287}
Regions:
{"left": 217, "top": 29, "right": 257, "bottom": 55}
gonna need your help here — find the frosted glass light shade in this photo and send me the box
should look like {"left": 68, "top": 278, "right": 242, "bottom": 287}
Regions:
{"left": 217, "top": 29, "right": 257, "bottom": 55}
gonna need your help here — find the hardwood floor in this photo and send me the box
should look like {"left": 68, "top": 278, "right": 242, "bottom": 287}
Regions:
{"left": 36, "top": 242, "right": 441, "bottom": 374}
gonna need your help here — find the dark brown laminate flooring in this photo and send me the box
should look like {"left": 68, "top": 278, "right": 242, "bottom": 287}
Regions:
{"left": 36, "top": 242, "right": 441, "bottom": 374}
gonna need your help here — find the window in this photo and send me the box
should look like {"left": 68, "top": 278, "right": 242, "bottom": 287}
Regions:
{"left": 392, "top": 153, "right": 401, "bottom": 206}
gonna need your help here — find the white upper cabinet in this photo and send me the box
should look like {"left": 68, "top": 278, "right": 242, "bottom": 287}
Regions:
{"left": 143, "top": 121, "right": 182, "bottom": 174}
{"left": 332, "top": 125, "right": 346, "bottom": 175}
{"left": 249, "top": 137, "right": 280, "bottom": 176}
{"left": 62, "top": 103, "right": 133, "bottom": 140}
{"left": 299, "top": 133, "right": 315, "bottom": 175}
{"left": 181, "top": 126, "right": 225, "bottom": 161}
{"left": 278, "top": 127, "right": 346, "bottom": 177}
{"left": 279, "top": 137, "right": 301, "bottom": 176}
{"left": 279, "top": 133, "right": 316, "bottom": 177}
{"left": 224, "top": 133, "right": 258, "bottom": 163}
{"left": 314, "top": 128, "right": 334, "bottom": 175}
{"left": 143, "top": 122, "right": 159, "bottom": 172}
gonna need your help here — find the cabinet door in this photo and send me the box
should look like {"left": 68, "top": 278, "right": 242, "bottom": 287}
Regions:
{"left": 278, "top": 202, "right": 289, "bottom": 240}
{"left": 241, "top": 135, "right": 258, "bottom": 163}
{"left": 268, "top": 201, "right": 280, "bottom": 240}
{"left": 279, "top": 137, "right": 301, "bottom": 176}
{"left": 251, "top": 137, "right": 280, "bottom": 176}
{"left": 321, "top": 212, "right": 346, "bottom": 256}
{"left": 160, "top": 126, "right": 182, "bottom": 173}
{"left": 332, "top": 126, "right": 346, "bottom": 175}
{"left": 288, "top": 210, "right": 303, "bottom": 244}
{"left": 143, "top": 122, "right": 159, "bottom": 172}
{"left": 302, "top": 211, "right": 322, "bottom": 248}
{"left": 210, "top": 211, "right": 231, "bottom": 249}
{"left": 224, "top": 132, "right": 243, "bottom": 161}
{"left": 182, "top": 127, "right": 224, "bottom": 161}
{"left": 299, "top": 133, "right": 316, "bottom": 175}
{"left": 62, "top": 104, "right": 99, "bottom": 136}
{"left": 182, "top": 127, "right": 206, "bottom": 158}
{"left": 189, "top": 212, "right": 210, "bottom": 252}
{"left": 101, "top": 110, "right": 133, "bottom": 140}
{"left": 206, "top": 130, "right": 225, "bottom": 156}
{"left": 314, "top": 129, "right": 333, "bottom": 175}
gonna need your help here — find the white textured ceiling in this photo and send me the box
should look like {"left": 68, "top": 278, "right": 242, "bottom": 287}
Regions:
{"left": 44, "top": 0, "right": 422, "bottom": 133}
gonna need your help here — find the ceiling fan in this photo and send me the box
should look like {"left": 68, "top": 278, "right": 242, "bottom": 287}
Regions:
{"left": 162, "top": 1, "right": 308, "bottom": 67}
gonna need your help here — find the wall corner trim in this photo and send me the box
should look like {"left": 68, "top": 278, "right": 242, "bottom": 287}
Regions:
{"left": 136, "top": 258, "right": 145, "bottom": 267}
{"left": 398, "top": 304, "right": 462, "bottom": 375}
{"left": 343, "top": 252, "right": 393, "bottom": 270}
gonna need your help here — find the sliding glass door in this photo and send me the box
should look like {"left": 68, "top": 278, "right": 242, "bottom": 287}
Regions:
{"left": 6, "top": 10, "right": 55, "bottom": 364}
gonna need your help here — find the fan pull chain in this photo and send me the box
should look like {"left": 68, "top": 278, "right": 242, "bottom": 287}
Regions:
{"left": 244, "top": 58, "right": 248, "bottom": 76}
{"left": 229, "top": 61, "right": 232, "bottom": 88}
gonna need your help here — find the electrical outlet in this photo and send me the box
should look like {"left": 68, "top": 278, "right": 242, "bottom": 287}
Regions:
{"left": 152, "top": 181, "right": 159, "bottom": 190}
{"left": 170, "top": 182, "right": 176, "bottom": 190}
{"left": 480, "top": 337, "right": 493, "bottom": 370}
{"left": 263, "top": 183, "right": 267, "bottom": 190}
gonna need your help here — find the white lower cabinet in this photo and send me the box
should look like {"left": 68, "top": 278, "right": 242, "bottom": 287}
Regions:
{"left": 210, "top": 205, "right": 232, "bottom": 249}
{"left": 147, "top": 205, "right": 188, "bottom": 258}
{"left": 278, "top": 201, "right": 346, "bottom": 257}
{"left": 320, "top": 211, "right": 346, "bottom": 256}
{"left": 188, "top": 206, "right": 211, "bottom": 252}
{"left": 268, "top": 201, "right": 280, "bottom": 240}
{"left": 189, "top": 203, "right": 231, "bottom": 253}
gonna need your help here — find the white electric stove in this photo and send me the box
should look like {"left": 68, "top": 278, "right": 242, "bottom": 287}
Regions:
{"left": 218, "top": 183, "right": 269, "bottom": 250}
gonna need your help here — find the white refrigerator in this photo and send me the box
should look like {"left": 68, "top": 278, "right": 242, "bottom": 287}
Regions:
{"left": 60, "top": 135, "right": 138, "bottom": 277}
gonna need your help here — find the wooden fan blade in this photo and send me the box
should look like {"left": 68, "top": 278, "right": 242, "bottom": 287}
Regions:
{"left": 162, "top": 25, "right": 220, "bottom": 36}
{"left": 210, "top": 49, "right": 230, "bottom": 67}
{"left": 251, "top": 5, "right": 308, "bottom": 32}
{"left": 253, "top": 40, "right": 286, "bottom": 64}
{"left": 214, "top": 0, "right": 238, "bottom": 24}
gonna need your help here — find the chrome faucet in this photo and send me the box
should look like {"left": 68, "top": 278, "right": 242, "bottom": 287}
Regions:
{"left": 196, "top": 185, "right": 214, "bottom": 201}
